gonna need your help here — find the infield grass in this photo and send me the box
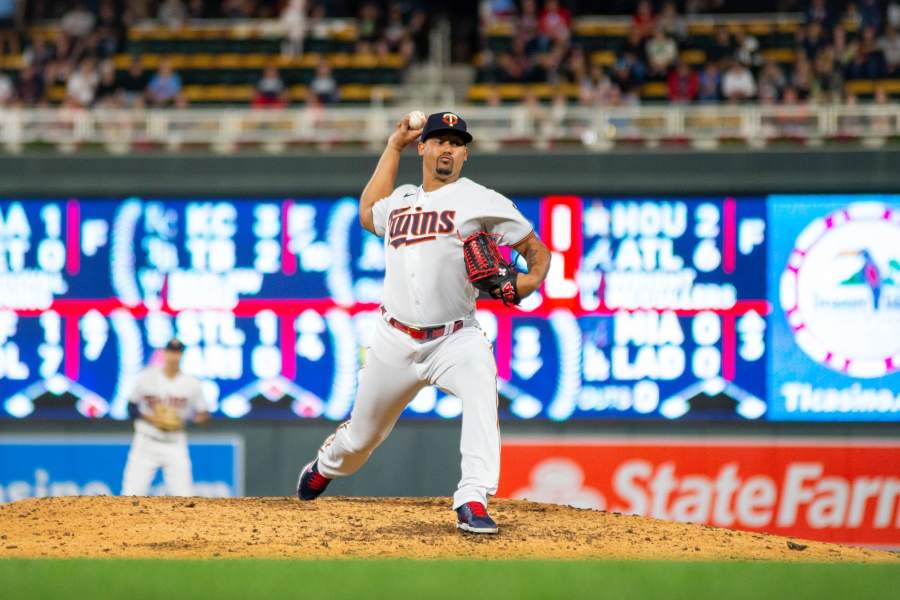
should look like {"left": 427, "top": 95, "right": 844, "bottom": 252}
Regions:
{"left": 2, "top": 558, "right": 898, "bottom": 599}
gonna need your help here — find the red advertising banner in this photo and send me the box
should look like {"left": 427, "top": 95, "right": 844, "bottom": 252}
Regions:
{"left": 497, "top": 437, "right": 900, "bottom": 547}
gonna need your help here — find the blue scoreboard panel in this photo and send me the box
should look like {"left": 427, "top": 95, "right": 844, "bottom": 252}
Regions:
{"left": 0, "top": 195, "right": 896, "bottom": 421}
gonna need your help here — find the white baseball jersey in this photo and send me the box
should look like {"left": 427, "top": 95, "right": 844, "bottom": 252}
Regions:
{"left": 129, "top": 366, "right": 206, "bottom": 437}
{"left": 372, "top": 177, "right": 533, "bottom": 326}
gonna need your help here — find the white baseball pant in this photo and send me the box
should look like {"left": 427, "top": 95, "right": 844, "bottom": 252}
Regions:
{"left": 121, "top": 430, "right": 194, "bottom": 496}
{"left": 317, "top": 315, "right": 500, "bottom": 509}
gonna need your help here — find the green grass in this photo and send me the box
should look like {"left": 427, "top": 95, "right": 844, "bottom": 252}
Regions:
{"left": 2, "top": 558, "right": 898, "bottom": 599}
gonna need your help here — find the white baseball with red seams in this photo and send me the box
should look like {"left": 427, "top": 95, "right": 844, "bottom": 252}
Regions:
{"left": 121, "top": 366, "right": 206, "bottom": 496}
{"left": 407, "top": 110, "right": 426, "bottom": 129}
{"left": 316, "top": 176, "right": 533, "bottom": 509}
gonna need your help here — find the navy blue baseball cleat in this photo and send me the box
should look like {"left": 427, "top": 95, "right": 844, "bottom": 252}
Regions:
{"left": 296, "top": 459, "right": 331, "bottom": 501}
{"left": 456, "top": 501, "right": 499, "bottom": 534}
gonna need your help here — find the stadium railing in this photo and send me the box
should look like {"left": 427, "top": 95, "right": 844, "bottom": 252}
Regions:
{"left": 0, "top": 104, "right": 897, "bottom": 153}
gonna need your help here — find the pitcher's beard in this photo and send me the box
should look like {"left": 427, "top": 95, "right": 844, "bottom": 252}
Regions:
{"left": 436, "top": 163, "right": 453, "bottom": 176}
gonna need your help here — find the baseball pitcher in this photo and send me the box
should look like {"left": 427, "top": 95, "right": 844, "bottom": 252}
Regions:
{"left": 296, "top": 111, "right": 551, "bottom": 533}
{"left": 121, "top": 339, "right": 209, "bottom": 496}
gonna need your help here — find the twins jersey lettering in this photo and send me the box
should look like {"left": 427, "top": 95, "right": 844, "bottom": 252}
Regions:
{"left": 372, "top": 177, "right": 532, "bottom": 326}
{"left": 129, "top": 366, "right": 206, "bottom": 435}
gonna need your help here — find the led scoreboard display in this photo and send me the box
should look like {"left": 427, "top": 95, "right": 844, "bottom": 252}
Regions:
{"left": 0, "top": 195, "right": 897, "bottom": 422}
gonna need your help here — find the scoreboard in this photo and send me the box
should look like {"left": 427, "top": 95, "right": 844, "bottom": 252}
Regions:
{"left": 0, "top": 195, "right": 897, "bottom": 422}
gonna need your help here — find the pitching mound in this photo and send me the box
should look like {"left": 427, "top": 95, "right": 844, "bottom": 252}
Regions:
{"left": 0, "top": 496, "right": 896, "bottom": 562}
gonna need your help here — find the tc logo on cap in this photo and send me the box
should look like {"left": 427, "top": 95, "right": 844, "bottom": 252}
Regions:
{"left": 442, "top": 113, "right": 459, "bottom": 126}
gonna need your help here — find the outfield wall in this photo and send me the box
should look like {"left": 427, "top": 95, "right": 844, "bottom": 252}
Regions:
{"left": 2, "top": 148, "right": 898, "bottom": 546}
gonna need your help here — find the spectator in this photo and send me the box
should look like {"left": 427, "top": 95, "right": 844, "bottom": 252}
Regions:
{"left": 721, "top": 59, "right": 756, "bottom": 102}
{"left": 61, "top": 2, "right": 96, "bottom": 39}
{"left": 843, "top": 3, "right": 863, "bottom": 32}
{"left": 519, "top": 0, "right": 543, "bottom": 51}
{"left": 580, "top": 64, "right": 618, "bottom": 106}
{"left": 383, "top": 3, "right": 407, "bottom": 50}
{"left": 657, "top": 1, "right": 687, "bottom": 42}
{"left": 222, "top": 0, "right": 253, "bottom": 18}
{"left": 159, "top": 0, "right": 187, "bottom": 28}
{"left": 280, "top": 0, "right": 306, "bottom": 57}
{"left": 802, "top": 22, "right": 828, "bottom": 60}
{"left": 482, "top": 0, "right": 517, "bottom": 23}
{"left": 118, "top": 58, "right": 148, "bottom": 107}
{"left": 806, "top": 0, "right": 833, "bottom": 28}
{"left": 734, "top": 26, "right": 761, "bottom": 67}
{"left": 500, "top": 35, "right": 542, "bottom": 83}
{"left": 96, "top": 1, "right": 124, "bottom": 58}
{"left": 66, "top": 59, "right": 99, "bottom": 107}
{"left": 890, "top": 1, "right": 900, "bottom": 29}
{"left": 188, "top": 0, "right": 212, "bottom": 18}
{"left": 0, "top": 0, "right": 23, "bottom": 54}
{"left": 668, "top": 61, "right": 698, "bottom": 103}
{"left": 791, "top": 55, "right": 815, "bottom": 99}
{"left": 620, "top": 28, "right": 645, "bottom": 61}
{"left": 697, "top": 61, "right": 721, "bottom": 102}
{"left": 0, "top": 70, "right": 13, "bottom": 107}
{"left": 832, "top": 25, "right": 858, "bottom": 68}
{"left": 781, "top": 86, "right": 803, "bottom": 106}
{"left": 309, "top": 60, "right": 338, "bottom": 104}
{"left": 16, "top": 64, "right": 45, "bottom": 106}
{"left": 859, "top": 0, "right": 882, "bottom": 32}
{"left": 538, "top": 0, "right": 571, "bottom": 42}
{"left": 23, "top": 36, "right": 53, "bottom": 71}
{"left": 408, "top": 10, "right": 429, "bottom": 61}
{"left": 633, "top": 0, "right": 656, "bottom": 39}
{"left": 645, "top": 27, "right": 677, "bottom": 79}
{"left": 44, "top": 33, "right": 75, "bottom": 88}
{"left": 757, "top": 60, "right": 786, "bottom": 102}
{"left": 306, "top": 4, "right": 329, "bottom": 41}
{"left": 252, "top": 64, "right": 288, "bottom": 108}
{"left": 814, "top": 47, "right": 844, "bottom": 102}
{"left": 708, "top": 27, "right": 734, "bottom": 65}
{"left": 358, "top": 3, "right": 380, "bottom": 44}
{"left": 860, "top": 26, "right": 887, "bottom": 77}
{"left": 147, "top": 59, "right": 186, "bottom": 107}
{"left": 94, "top": 59, "right": 119, "bottom": 107}
{"left": 878, "top": 25, "right": 900, "bottom": 75}
{"left": 611, "top": 52, "right": 646, "bottom": 95}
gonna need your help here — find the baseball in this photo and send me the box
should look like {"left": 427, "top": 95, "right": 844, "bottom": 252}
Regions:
{"left": 407, "top": 110, "right": 426, "bottom": 130}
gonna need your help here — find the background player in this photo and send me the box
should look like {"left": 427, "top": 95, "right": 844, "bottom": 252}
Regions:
{"left": 121, "top": 339, "right": 209, "bottom": 496}
{"left": 297, "top": 111, "right": 551, "bottom": 533}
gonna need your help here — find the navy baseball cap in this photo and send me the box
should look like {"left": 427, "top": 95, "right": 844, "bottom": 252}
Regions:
{"left": 164, "top": 338, "right": 185, "bottom": 352}
{"left": 420, "top": 111, "right": 473, "bottom": 144}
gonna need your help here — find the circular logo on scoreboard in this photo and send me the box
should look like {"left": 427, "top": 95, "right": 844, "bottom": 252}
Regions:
{"left": 780, "top": 202, "right": 900, "bottom": 378}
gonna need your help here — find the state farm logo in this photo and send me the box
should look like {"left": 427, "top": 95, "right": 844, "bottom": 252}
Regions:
{"left": 516, "top": 456, "right": 900, "bottom": 531}
{"left": 611, "top": 459, "right": 900, "bottom": 531}
{"left": 780, "top": 203, "right": 900, "bottom": 378}
{"left": 511, "top": 458, "right": 605, "bottom": 510}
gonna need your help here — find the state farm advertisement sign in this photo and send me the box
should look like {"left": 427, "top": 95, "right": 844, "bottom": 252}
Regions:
{"left": 497, "top": 437, "right": 900, "bottom": 546}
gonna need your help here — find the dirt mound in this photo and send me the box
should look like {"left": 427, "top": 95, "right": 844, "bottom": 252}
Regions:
{"left": 0, "top": 496, "right": 895, "bottom": 562}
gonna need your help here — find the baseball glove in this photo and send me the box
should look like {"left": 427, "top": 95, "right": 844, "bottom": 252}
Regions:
{"left": 153, "top": 404, "right": 183, "bottom": 432}
{"left": 463, "top": 231, "right": 521, "bottom": 306}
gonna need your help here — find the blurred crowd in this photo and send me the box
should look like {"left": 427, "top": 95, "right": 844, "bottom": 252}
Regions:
{"left": 479, "top": 0, "right": 900, "bottom": 106}
{"left": 0, "top": 0, "right": 430, "bottom": 108}
{"left": 0, "top": 0, "right": 898, "bottom": 109}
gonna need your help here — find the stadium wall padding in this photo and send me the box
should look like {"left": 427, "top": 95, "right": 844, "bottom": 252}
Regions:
{"left": 2, "top": 148, "right": 899, "bottom": 196}
{"left": 7, "top": 420, "right": 900, "bottom": 497}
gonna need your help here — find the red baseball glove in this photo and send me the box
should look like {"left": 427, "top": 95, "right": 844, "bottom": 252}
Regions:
{"left": 463, "top": 231, "right": 521, "bottom": 306}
